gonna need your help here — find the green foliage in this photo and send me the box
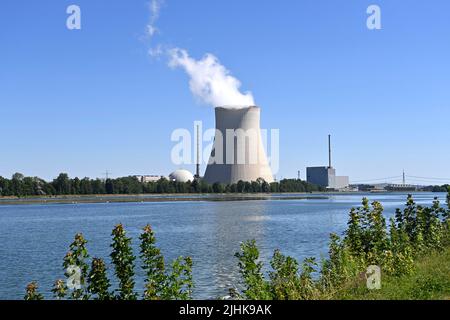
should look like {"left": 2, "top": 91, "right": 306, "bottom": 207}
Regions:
{"left": 269, "top": 249, "right": 301, "bottom": 299}
{"left": 139, "top": 225, "right": 193, "bottom": 300}
{"left": 163, "top": 256, "right": 193, "bottom": 300}
{"left": 1, "top": 173, "right": 323, "bottom": 197}
{"left": 320, "top": 234, "right": 362, "bottom": 291}
{"left": 336, "top": 246, "right": 450, "bottom": 300}
{"left": 63, "top": 233, "right": 90, "bottom": 299}
{"left": 87, "top": 258, "right": 111, "bottom": 300}
{"left": 24, "top": 282, "right": 44, "bottom": 300}
{"left": 235, "top": 242, "right": 322, "bottom": 300}
{"left": 26, "top": 224, "right": 193, "bottom": 301}
{"left": 140, "top": 225, "right": 166, "bottom": 300}
{"left": 447, "top": 186, "right": 450, "bottom": 210}
{"left": 51, "top": 279, "right": 67, "bottom": 300}
{"left": 236, "top": 191, "right": 450, "bottom": 300}
{"left": 235, "top": 240, "right": 272, "bottom": 300}
{"left": 110, "top": 224, "right": 137, "bottom": 300}
{"left": 212, "top": 182, "right": 225, "bottom": 194}
{"left": 343, "top": 199, "right": 389, "bottom": 268}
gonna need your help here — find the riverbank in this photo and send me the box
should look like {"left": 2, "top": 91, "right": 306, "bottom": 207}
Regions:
{"left": 0, "top": 193, "right": 334, "bottom": 205}
{"left": 335, "top": 246, "right": 450, "bottom": 300}
{"left": 0, "top": 191, "right": 444, "bottom": 206}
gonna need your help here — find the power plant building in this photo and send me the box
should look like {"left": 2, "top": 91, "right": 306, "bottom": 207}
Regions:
{"left": 306, "top": 166, "right": 349, "bottom": 190}
{"left": 134, "top": 175, "right": 162, "bottom": 183}
{"left": 203, "top": 106, "right": 274, "bottom": 185}
{"left": 306, "top": 135, "right": 349, "bottom": 190}
{"left": 306, "top": 167, "right": 336, "bottom": 188}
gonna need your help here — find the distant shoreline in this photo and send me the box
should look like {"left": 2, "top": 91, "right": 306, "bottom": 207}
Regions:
{"left": 0, "top": 193, "right": 328, "bottom": 205}
{"left": 0, "top": 191, "right": 441, "bottom": 206}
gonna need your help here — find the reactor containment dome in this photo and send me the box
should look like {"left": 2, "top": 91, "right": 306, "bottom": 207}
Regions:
{"left": 169, "top": 169, "right": 195, "bottom": 183}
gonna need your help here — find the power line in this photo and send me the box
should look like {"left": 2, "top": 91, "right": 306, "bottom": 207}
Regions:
{"left": 103, "top": 170, "right": 111, "bottom": 181}
{"left": 351, "top": 174, "right": 450, "bottom": 185}
{"left": 406, "top": 179, "right": 450, "bottom": 184}
{"left": 350, "top": 176, "right": 403, "bottom": 183}
{"left": 407, "top": 175, "right": 450, "bottom": 182}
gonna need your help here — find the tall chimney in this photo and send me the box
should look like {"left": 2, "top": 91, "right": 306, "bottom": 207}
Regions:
{"left": 196, "top": 123, "right": 200, "bottom": 179}
{"left": 328, "top": 134, "right": 332, "bottom": 168}
{"left": 203, "top": 106, "right": 274, "bottom": 184}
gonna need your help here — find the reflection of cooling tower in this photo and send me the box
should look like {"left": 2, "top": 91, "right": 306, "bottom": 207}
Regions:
{"left": 203, "top": 106, "right": 274, "bottom": 185}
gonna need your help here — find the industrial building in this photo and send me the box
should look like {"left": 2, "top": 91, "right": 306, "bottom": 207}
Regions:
{"left": 352, "top": 171, "right": 418, "bottom": 192}
{"left": 203, "top": 106, "right": 274, "bottom": 185}
{"left": 133, "top": 175, "right": 162, "bottom": 183}
{"left": 306, "top": 135, "right": 349, "bottom": 190}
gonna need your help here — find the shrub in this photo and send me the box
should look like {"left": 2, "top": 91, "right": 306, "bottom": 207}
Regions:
{"left": 235, "top": 190, "right": 450, "bottom": 300}
{"left": 24, "top": 282, "right": 44, "bottom": 301}
{"left": 26, "top": 225, "right": 193, "bottom": 300}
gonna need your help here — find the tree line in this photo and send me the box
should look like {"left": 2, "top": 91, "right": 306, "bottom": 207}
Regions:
{"left": 0, "top": 173, "right": 325, "bottom": 197}
{"left": 421, "top": 184, "right": 450, "bottom": 192}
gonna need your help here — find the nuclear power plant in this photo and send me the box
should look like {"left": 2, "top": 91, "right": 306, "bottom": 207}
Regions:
{"left": 203, "top": 106, "right": 274, "bottom": 185}
{"left": 306, "top": 135, "right": 350, "bottom": 190}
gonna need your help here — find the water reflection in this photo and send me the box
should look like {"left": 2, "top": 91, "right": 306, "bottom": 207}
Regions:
{"left": 205, "top": 201, "right": 269, "bottom": 299}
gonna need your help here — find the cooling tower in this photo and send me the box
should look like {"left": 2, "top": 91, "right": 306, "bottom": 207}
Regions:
{"left": 203, "top": 106, "right": 274, "bottom": 185}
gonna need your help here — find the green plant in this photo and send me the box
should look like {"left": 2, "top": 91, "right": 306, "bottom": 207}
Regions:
{"left": 24, "top": 281, "right": 44, "bottom": 300}
{"left": 110, "top": 224, "right": 137, "bottom": 300}
{"left": 236, "top": 242, "right": 322, "bottom": 300}
{"left": 235, "top": 240, "right": 272, "bottom": 300}
{"left": 139, "top": 225, "right": 194, "bottom": 300}
{"left": 447, "top": 186, "right": 450, "bottom": 210}
{"left": 235, "top": 192, "right": 450, "bottom": 300}
{"left": 269, "top": 249, "right": 301, "bottom": 299}
{"left": 140, "top": 224, "right": 166, "bottom": 300}
{"left": 26, "top": 224, "right": 193, "bottom": 300}
{"left": 62, "top": 233, "right": 90, "bottom": 299}
{"left": 51, "top": 279, "right": 67, "bottom": 299}
{"left": 298, "top": 257, "right": 319, "bottom": 299}
{"left": 87, "top": 258, "right": 111, "bottom": 300}
{"left": 163, "top": 256, "right": 193, "bottom": 300}
{"left": 343, "top": 199, "right": 388, "bottom": 266}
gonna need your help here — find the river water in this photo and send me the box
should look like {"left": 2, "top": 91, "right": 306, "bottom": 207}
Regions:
{"left": 0, "top": 192, "right": 446, "bottom": 299}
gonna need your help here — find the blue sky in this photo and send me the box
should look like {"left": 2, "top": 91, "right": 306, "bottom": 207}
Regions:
{"left": 1, "top": 0, "right": 449, "bottom": 185}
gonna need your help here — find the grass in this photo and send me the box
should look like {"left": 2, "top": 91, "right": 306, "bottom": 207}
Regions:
{"left": 334, "top": 246, "right": 450, "bottom": 300}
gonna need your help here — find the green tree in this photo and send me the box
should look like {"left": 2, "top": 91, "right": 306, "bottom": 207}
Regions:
{"left": 53, "top": 173, "right": 71, "bottom": 195}
{"left": 11, "top": 172, "right": 25, "bottom": 196}
{"left": 87, "top": 258, "right": 111, "bottom": 300}
{"left": 110, "top": 224, "right": 137, "bottom": 300}
{"left": 105, "top": 179, "right": 114, "bottom": 194}
{"left": 212, "top": 182, "right": 224, "bottom": 193}
{"left": 237, "top": 180, "right": 245, "bottom": 193}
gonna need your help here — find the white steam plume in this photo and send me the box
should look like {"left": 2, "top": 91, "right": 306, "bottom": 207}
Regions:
{"left": 146, "top": 0, "right": 164, "bottom": 39}
{"left": 168, "top": 48, "right": 255, "bottom": 108}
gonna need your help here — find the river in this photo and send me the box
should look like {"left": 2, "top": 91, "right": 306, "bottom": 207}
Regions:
{"left": 0, "top": 192, "right": 446, "bottom": 299}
